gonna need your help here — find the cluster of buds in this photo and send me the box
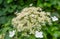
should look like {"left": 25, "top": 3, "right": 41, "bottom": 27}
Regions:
{"left": 12, "top": 7, "right": 52, "bottom": 35}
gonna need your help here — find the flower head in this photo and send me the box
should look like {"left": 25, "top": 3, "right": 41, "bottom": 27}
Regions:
{"left": 12, "top": 7, "right": 52, "bottom": 35}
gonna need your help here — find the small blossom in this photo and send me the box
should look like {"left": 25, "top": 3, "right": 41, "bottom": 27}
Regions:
{"left": 31, "top": 14, "right": 35, "bottom": 17}
{"left": 9, "top": 30, "right": 16, "bottom": 37}
{"left": 29, "top": 3, "right": 33, "bottom": 6}
{"left": 51, "top": 16, "right": 58, "bottom": 21}
{"left": 35, "top": 31, "right": 43, "bottom": 38}
{"left": 46, "top": 12, "right": 50, "bottom": 15}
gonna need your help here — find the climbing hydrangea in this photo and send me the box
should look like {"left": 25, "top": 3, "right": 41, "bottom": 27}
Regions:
{"left": 12, "top": 7, "right": 52, "bottom": 35}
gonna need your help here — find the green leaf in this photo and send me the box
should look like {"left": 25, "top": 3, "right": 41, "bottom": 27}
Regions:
{"left": 7, "top": 0, "right": 13, "bottom": 3}
{"left": 37, "top": 0, "right": 43, "bottom": 7}
{"left": 53, "top": 31, "right": 60, "bottom": 37}
{"left": 11, "top": 5, "right": 17, "bottom": 9}
{"left": 56, "top": 6, "right": 60, "bottom": 10}
{"left": 4, "top": 32, "right": 11, "bottom": 39}
{"left": 2, "top": 27, "right": 10, "bottom": 33}
{"left": 19, "top": 0, "right": 24, "bottom": 5}
{"left": 29, "top": 35, "right": 36, "bottom": 39}
{"left": 43, "top": 33, "right": 47, "bottom": 39}
{"left": 51, "top": 27, "right": 58, "bottom": 31}
{"left": 44, "top": 3, "right": 51, "bottom": 7}
{"left": 0, "top": 16, "right": 7, "bottom": 24}
{"left": 0, "top": 10, "right": 6, "bottom": 16}
{"left": 8, "top": 5, "right": 17, "bottom": 13}
{"left": 0, "top": 0, "right": 2, "bottom": 4}
{"left": 50, "top": 0, "right": 57, "bottom": 5}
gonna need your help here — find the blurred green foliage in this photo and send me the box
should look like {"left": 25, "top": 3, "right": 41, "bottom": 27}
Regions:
{"left": 0, "top": 0, "right": 60, "bottom": 39}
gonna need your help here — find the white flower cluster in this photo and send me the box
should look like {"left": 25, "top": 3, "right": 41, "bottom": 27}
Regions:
{"left": 12, "top": 7, "right": 52, "bottom": 35}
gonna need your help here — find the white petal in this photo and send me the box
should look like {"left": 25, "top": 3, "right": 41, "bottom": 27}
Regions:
{"left": 9, "top": 30, "right": 16, "bottom": 37}
{"left": 51, "top": 16, "right": 58, "bottom": 21}
{"left": 31, "top": 14, "right": 35, "bottom": 17}
{"left": 29, "top": 3, "right": 33, "bottom": 6}
{"left": 35, "top": 31, "right": 43, "bottom": 38}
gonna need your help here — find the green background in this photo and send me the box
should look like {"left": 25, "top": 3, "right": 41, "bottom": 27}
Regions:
{"left": 0, "top": 0, "right": 60, "bottom": 39}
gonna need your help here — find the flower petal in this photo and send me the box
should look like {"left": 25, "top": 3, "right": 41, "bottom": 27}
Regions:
{"left": 35, "top": 31, "right": 43, "bottom": 38}
{"left": 9, "top": 30, "right": 15, "bottom": 37}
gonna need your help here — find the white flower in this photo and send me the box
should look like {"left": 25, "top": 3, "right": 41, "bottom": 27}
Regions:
{"left": 51, "top": 16, "right": 58, "bottom": 21}
{"left": 29, "top": 3, "right": 33, "bottom": 6}
{"left": 35, "top": 31, "right": 43, "bottom": 38}
{"left": 9, "top": 30, "right": 16, "bottom": 37}
{"left": 31, "top": 14, "right": 35, "bottom": 17}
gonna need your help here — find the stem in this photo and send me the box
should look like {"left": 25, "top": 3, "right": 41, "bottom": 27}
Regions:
{"left": 53, "top": 36, "right": 57, "bottom": 39}
{"left": 16, "top": 28, "right": 18, "bottom": 39}
{"left": 37, "top": 0, "right": 42, "bottom": 6}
